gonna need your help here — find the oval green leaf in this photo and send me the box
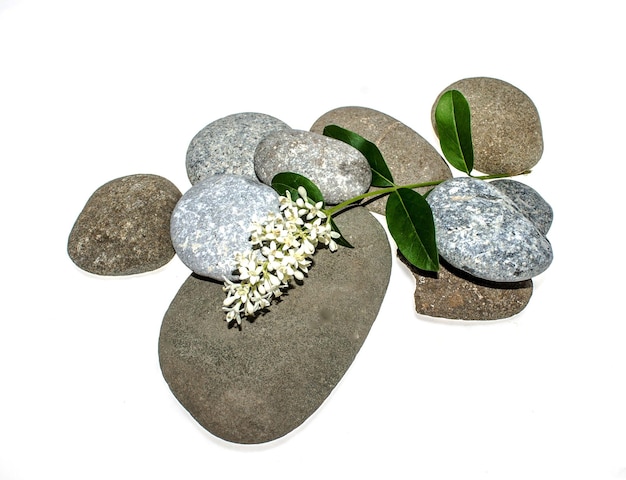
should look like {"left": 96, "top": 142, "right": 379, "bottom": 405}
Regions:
{"left": 322, "top": 124, "right": 395, "bottom": 187}
{"left": 385, "top": 188, "right": 439, "bottom": 272}
{"left": 271, "top": 172, "right": 325, "bottom": 205}
{"left": 434, "top": 89, "right": 474, "bottom": 174}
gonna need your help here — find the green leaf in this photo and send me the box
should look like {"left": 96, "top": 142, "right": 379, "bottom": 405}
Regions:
{"left": 385, "top": 188, "right": 439, "bottom": 272}
{"left": 322, "top": 124, "right": 395, "bottom": 187}
{"left": 434, "top": 90, "right": 474, "bottom": 174}
{"left": 329, "top": 216, "right": 354, "bottom": 248}
{"left": 271, "top": 172, "right": 325, "bottom": 204}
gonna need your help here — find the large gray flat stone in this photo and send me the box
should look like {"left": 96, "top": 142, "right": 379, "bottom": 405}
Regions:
{"left": 159, "top": 206, "right": 391, "bottom": 444}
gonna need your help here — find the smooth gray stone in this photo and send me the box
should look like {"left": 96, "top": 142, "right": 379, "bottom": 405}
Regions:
{"left": 159, "top": 207, "right": 391, "bottom": 444}
{"left": 186, "top": 112, "right": 290, "bottom": 184}
{"left": 170, "top": 174, "right": 280, "bottom": 280}
{"left": 254, "top": 129, "right": 372, "bottom": 205}
{"left": 427, "top": 177, "right": 553, "bottom": 282}
{"left": 490, "top": 179, "right": 553, "bottom": 235}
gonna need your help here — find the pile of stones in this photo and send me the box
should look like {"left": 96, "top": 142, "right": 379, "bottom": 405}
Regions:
{"left": 67, "top": 77, "right": 553, "bottom": 443}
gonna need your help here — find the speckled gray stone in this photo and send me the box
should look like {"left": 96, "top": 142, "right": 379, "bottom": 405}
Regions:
{"left": 68, "top": 174, "right": 181, "bottom": 275}
{"left": 186, "top": 112, "right": 290, "bottom": 184}
{"left": 427, "top": 177, "right": 553, "bottom": 282}
{"left": 254, "top": 129, "right": 372, "bottom": 205}
{"left": 170, "top": 174, "right": 280, "bottom": 280}
{"left": 490, "top": 179, "right": 553, "bottom": 235}
{"left": 431, "top": 77, "right": 543, "bottom": 175}
{"left": 310, "top": 106, "right": 453, "bottom": 215}
{"left": 159, "top": 206, "right": 391, "bottom": 444}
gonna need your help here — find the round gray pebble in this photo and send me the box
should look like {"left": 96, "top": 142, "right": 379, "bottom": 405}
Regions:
{"left": 427, "top": 177, "right": 553, "bottom": 282}
{"left": 186, "top": 112, "right": 290, "bottom": 184}
{"left": 170, "top": 174, "right": 280, "bottom": 280}
{"left": 254, "top": 129, "right": 372, "bottom": 205}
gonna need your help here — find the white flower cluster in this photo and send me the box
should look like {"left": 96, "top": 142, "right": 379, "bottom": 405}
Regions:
{"left": 223, "top": 186, "right": 341, "bottom": 327}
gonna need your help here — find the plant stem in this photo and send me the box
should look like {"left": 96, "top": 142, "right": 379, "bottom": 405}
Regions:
{"left": 324, "top": 170, "right": 531, "bottom": 217}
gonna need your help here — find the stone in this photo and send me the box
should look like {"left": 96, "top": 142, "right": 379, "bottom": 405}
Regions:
{"left": 400, "top": 255, "right": 533, "bottom": 321}
{"left": 310, "top": 106, "right": 452, "bottom": 215}
{"left": 67, "top": 174, "right": 181, "bottom": 276}
{"left": 170, "top": 174, "right": 280, "bottom": 281}
{"left": 426, "top": 177, "right": 553, "bottom": 282}
{"left": 431, "top": 77, "right": 544, "bottom": 175}
{"left": 490, "top": 179, "right": 553, "bottom": 235}
{"left": 186, "top": 112, "right": 290, "bottom": 184}
{"left": 159, "top": 207, "right": 392, "bottom": 444}
{"left": 254, "top": 129, "right": 372, "bottom": 205}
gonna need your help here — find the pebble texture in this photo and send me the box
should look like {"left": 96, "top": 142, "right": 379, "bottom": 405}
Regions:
{"left": 170, "top": 174, "right": 280, "bottom": 281}
{"left": 400, "top": 255, "right": 533, "bottom": 320}
{"left": 310, "top": 106, "right": 452, "bottom": 214}
{"left": 254, "top": 129, "right": 372, "bottom": 205}
{"left": 427, "top": 177, "right": 553, "bottom": 282}
{"left": 159, "top": 207, "right": 391, "bottom": 444}
{"left": 68, "top": 174, "right": 181, "bottom": 275}
{"left": 431, "top": 77, "right": 544, "bottom": 175}
{"left": 490, "top": 179, "right": 553, "bottom": 235}
{"left": 186, "top": 112, "right": 290, "bottom": 184}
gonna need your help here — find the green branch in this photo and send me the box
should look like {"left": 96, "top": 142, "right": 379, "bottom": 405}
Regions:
{"left": 324, "top": 170, "right": 531, "bottom": 217}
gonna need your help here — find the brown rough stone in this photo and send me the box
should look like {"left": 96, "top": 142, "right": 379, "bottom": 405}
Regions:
{"left": 431, "top": 77, "right": 543, "bottom": 175}
{"left": 158, "top": 206, "right": 391, "bottom": 444}
{"left": 310, "top": 106, "right": 452, "bottom": 215}
{"left": 68, "top": 174, "right": 182, "bottom": 275}
{"left": 400, "top": 255, "right": 533, "bottom": 321}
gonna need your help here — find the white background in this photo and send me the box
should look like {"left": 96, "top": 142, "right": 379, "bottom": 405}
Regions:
{"left": 1, "top": 1, "right": 624, "bottom": 479}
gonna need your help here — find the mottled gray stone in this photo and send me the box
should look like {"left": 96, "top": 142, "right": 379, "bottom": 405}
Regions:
{"left": 310, "top": 106, "right": 452, "bottom": 215}
{"left": 431, "top": 77, "right": 543, "bottom": 175}
{"left": 400, "top": 255, "right": 533, "bottom": 321}
{"left": 427, "top": 177, "right": 553, "bottom": 282}
{"left": 68, "top": 174, "right": 181, "bottom": 275}
{"left": 186, "top": 112, "right": 290, "bottom": 184}
{"left": 490, "top": 179, "right": 553, "bottom": 235}
{"left": 170, "top": 174, "right": 280, "bottom": 281}
{"left": 159, "top": 207, "right": 392, "bottom": 444}
{"left": 254, "top": 129, "right": 372, "bottom": 205}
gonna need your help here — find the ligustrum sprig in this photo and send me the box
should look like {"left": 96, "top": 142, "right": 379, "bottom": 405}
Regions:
{"left": 222, "top": 186, "right": 340, "bottom": 328}
{"left": 224, "top": 90, "right": 531, "bottom": 327}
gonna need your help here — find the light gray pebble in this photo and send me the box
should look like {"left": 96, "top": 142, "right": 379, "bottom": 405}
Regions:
{"left": 489, "top": 179, "right": 553, "bottom": 235}
{"left": 186, "top": 112, "right": 290, "bottom": 185}
{"left": 254, "top": 129, "right": 372, "bottom": 205}
{"left": 427, "top": 177, "right": 552, "bottom": 282}
{"left": 170, "top": 174, "right": 280, "bottom": 280}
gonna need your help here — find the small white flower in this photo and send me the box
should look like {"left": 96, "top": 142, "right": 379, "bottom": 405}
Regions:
{"left": 236, "top": 252, "right": 263, "bottom": 285}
